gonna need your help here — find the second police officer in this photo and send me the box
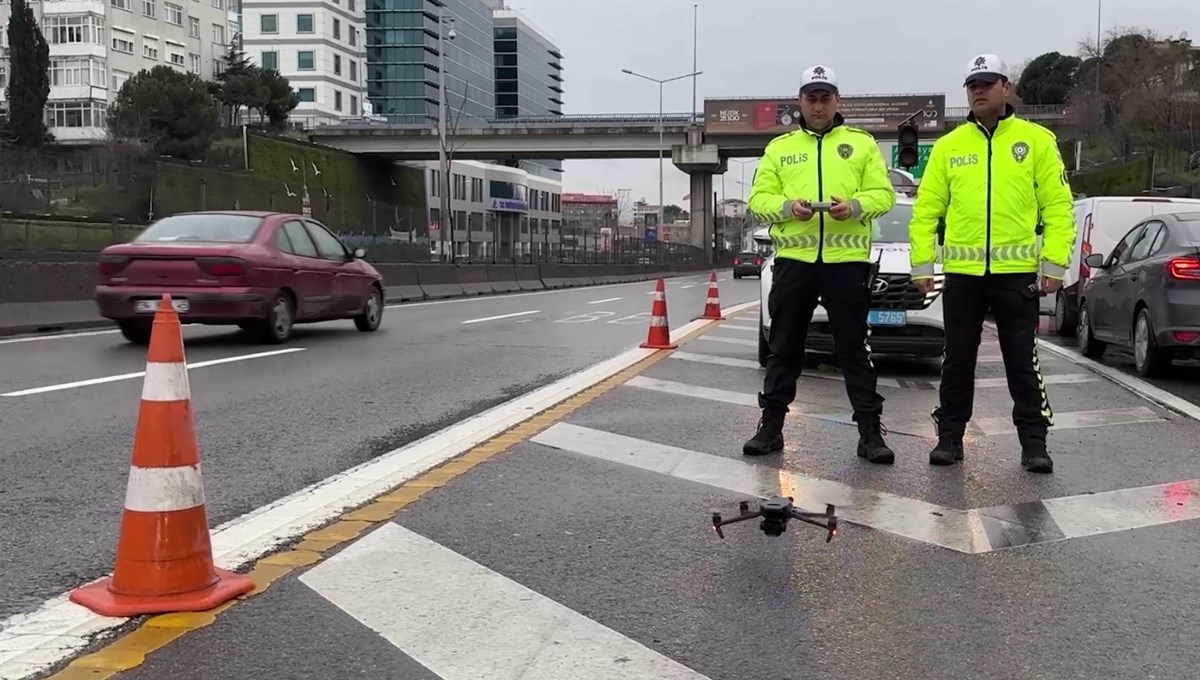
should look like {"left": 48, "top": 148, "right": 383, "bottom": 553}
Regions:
{"left": 743, "top": 65, "right": 899, "bottom": 463}
{"left": 908, "top": 54, "right": 1076, "bottom": 473}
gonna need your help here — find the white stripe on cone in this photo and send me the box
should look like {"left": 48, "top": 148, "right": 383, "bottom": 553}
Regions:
{"left": 124, "top": 464, "right": 207, "bottom": 513}
{"left": 706, "top": 297, "right": 719, "bottom": 304}
{"left": 649, "top": 317, "right": 668, "bottom": 327}
{"left": 141, "top": 361, "right": 192, "bottom": 402}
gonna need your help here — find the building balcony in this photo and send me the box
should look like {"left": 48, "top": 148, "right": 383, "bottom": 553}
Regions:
{"left": 49, "top": 84, "right": 108, "bottom": 101}
{"left": 48, "top": 43, "right": 107, "bottom": 59}
{"left": 42, "top": 0, "right": 107, "bottom": 15}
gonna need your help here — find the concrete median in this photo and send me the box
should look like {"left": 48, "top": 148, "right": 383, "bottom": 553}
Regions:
{"left": 0, "top": 254, "right": 718, "bottom": 338}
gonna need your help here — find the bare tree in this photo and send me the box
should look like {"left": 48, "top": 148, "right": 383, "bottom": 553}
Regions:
{"left": 437, "top": 79, "right": 475, "bottom": 260}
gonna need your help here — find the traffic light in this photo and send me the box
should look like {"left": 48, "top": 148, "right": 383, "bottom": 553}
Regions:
{"left": 897, "top": 121, "right": 919, "bottom": 170}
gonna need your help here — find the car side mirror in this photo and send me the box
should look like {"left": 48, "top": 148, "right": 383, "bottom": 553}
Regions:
{"left": 353, "top": 248, "right": 367, "bottom": 259}
{"left": 1083, "top": 253, "right": 1106, "bottom": 269}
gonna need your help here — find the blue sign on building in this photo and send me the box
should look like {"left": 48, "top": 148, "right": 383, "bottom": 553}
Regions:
{"left": 491, "top": 198, "right": 528, "bottom": 212}
{"left": 644, "top": 227, "right": 657, "bottom": 244}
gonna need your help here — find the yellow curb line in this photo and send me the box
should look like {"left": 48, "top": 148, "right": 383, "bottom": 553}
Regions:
{"left": 46, "top": 310, "right": 749, "bottom": 679}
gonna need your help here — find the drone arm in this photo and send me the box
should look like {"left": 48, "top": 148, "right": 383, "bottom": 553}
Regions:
{"left": 711, "top": 510, "right": 763, "bottom": 539}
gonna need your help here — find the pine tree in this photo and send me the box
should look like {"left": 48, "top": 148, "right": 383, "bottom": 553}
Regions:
{"left": 4, "top": 0, "right": 51, "bottom": 146}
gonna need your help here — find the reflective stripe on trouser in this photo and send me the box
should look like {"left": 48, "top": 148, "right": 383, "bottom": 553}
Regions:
{"left": 942, "top": 244, "right": 1039, "bottom": 263}
{"left": 771, "top": 233, "right": 871, "bottom": 251}
{"left": 1033, "top": 338, "right": 1054, "bottom": 425}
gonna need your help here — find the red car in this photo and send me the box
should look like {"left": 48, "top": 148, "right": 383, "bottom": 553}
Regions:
{"left": 95, "top": 211, "right": 385, "bottom": 344}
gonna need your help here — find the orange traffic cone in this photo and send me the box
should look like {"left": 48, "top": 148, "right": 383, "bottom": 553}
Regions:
{"left": 70, "top": 295, "right": 254, "bottom": 617}
{"left": 700, "top": 272, "right": 724, "bottom": 320}
{"left": 640, "top": 278, "right": 678, "bottom": 350}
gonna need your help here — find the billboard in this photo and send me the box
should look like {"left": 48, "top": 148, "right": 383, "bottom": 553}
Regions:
{"left": 703, "top": 95, "right": 946, "bottom": 135}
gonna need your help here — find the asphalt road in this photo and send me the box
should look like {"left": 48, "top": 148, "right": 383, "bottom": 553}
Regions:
{"left": 0, "top": 270, "right": 759, "bottom": 622}
{"left": 1037, "top": 314, "right": 1200, "bottom": 407}
{"left": 101, "top": 307, "right": 1200, "bottom": 680}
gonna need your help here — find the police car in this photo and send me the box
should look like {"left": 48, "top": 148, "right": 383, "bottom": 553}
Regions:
{"left": 756, "top": 195, "right": 946, "bottom": 366}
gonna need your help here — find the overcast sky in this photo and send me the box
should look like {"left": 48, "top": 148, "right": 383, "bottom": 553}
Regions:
{"left": 506, "top": 0, "right": 1194, "bottom": 210}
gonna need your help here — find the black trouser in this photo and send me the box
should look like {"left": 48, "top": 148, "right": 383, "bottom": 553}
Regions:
{"left": 933, "top": 272, "right": 1053, "bottom": 444}
{"left": 759, "top": 258, "right": 884, "bottom": 421}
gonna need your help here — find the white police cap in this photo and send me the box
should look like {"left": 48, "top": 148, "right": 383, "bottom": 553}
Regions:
{"left": 964, "top": 54, "right": 1010, "bottom": 86}
{"left": 799, "top": 65, "right": 838, "bottom": 95}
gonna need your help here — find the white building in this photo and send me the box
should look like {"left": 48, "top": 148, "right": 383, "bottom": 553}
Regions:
{"left": 0, "top": 0, "right": 230, "bottom": 143}
{"left": 421, "top": 160, "right": 563, "bottom": 261}
{"left": 238, "top": 0, "right": 367, "bottom": 126}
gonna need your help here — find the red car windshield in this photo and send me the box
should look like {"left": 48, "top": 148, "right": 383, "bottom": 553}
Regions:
{"left": 134, "top": 214, "right": 264, "bottom": 243}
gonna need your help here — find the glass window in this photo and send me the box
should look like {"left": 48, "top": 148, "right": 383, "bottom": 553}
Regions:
{"left": 260, "top": 14, "right": 277, "bottom": 33}
{"left": 1109, "top": 226, "right": 1145, "bottom": 266}
{"left": 298, "top": 88, "right": 315, "bottom": 102}
{"left": 303, "top": 221, "right": 348, "bottom": 260}
{"left": 297, "top": 13, "right": 313, "bottom": 32}
{"left": 298, "top": 50, "right": 314, "bottom": 70}
{"left": 275, "top": 227, "right": 295, "bottom": 254}
{"left": 135, "top": 214, "right": 264, "bottom": 243}
{"left": 1129, "top": 222, "right": 1163, "bottom": 261}
{"left": 283, "top": 221, "right": 320, "bottom": 257}
{"left": 261, "top": 50, "right": 277, "bottom": 70}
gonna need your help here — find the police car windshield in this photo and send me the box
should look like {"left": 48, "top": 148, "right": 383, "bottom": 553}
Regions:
{"left": 871, "top": 203, "right": 914, "bottom": 244}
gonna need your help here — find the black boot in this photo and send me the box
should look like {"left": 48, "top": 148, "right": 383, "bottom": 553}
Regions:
{"left": 743, "top": 413, "right": 784, "bottom": 456}
{"left": 855, "top": 416, "right": 895, "bottom": 464}
{"left": 929, "top": 433, "right": 964, "bottom": 466}
{"left": 1019, "top": 432, "right": 1053, "bottom": 473}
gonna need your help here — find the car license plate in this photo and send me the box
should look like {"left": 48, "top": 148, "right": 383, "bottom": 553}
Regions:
{"left": 135, "top": 298, "right": 189, "bottom": 314}
{"left": 867, "top": 309, "right": 906, "bottom": 326}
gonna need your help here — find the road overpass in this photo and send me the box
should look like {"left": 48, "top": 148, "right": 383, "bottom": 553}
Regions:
{"left": 306, "top": 105, "right": 1070, "bottom": 162}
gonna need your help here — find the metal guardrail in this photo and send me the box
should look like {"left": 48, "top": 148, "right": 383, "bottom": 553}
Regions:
{"left": 315, "top": 105, "right": 1069, "bottom": 131}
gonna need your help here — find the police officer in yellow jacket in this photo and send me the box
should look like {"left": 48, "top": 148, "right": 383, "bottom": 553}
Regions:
{"left": 909, "top": 54, "right": 1075, "bottom": 473}
{"left": 744, "top": 65, "right": 898, "bottom": 463}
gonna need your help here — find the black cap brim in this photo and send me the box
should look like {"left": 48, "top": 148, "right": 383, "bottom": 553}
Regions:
{"left": 964, "top": 72, "right": 1004, "bottom": 87}
{"left": 800, "top": 83, "right": 837, "bottom": 95}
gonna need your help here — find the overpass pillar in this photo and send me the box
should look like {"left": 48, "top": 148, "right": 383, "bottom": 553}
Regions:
{"left": 673, "top": 140, "right": 725, "bottom": 264}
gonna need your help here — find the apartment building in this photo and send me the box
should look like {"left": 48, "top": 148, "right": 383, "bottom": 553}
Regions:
{"left": 239, "top": 0, "right": 367, "bottom": 124}
{"left": 0, "top": 0, "right": 230, "bottom": 143}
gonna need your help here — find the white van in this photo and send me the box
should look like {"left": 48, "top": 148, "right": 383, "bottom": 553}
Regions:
{"left": 1054, "top": 196, "right": 1200, "bottom": 335}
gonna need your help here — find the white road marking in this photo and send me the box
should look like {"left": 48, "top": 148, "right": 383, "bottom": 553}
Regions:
{"left": 460, "top": 310, "right": 540, "bottom": 325}
{"left": 0, "top": 298, "right": 761, "bottom": 680}
{"left": 694, "top": 335, "right": 756, "bottom": 347}
{"left": 624, "top": 374, "right": 1167, "bottom": 439}
{"left": 0, "top": 348, "right": 307, "bottom": 397}
{"left": 533, "top": 423, "right": 1200, "bottom": 554}
{"left": 0, "top": 329, "right": 119, "bottom": 345}
{"left": 587, "top": 297, "right": 622, "bottom": 304}
{"left": 681, "top": 284, "right": 696, "bottom": 289}
{"left": 714, "top": 323, "right": 758, "bottom": 332}
{"left": 299, "top": 523, "right": 712, "bottom": 680}
{"left": 531, "top": 423, "right": 992, "bottom": 554}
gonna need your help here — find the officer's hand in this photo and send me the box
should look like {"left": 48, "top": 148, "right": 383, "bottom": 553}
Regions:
{"left": 913, "top": 278, "right": 935, "bottom": 294}
{"left": 829, "top": 196, "right": 853, "bottom": 221}
{"left": 790, "top": 200, "right": 814, "bottom": 221}
{"left": 1041, "top": 277, "right": 1062, "bottom": 295}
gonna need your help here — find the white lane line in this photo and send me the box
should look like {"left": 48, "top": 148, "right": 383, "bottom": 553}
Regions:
{"left": 0, "top": 297, "right": 761, "bottom": 680}
{"left": 533, "top": 423, "right": 1200, "bottom": 554}
{"left": 461, "top": 310, "right": 540, "bottom": 325}
{"left": 530, "top": 423, "right": 992, "bottom": 554}
{"left": 973, "top": 406, "right": 1164, "bottom": 435}
{"left": 587, "top": 296, "right": 623, "bottom": 305}
{"left": 1023, "top": 325, "right": 1200, "bottom": 423}
{"left": 0, "top": 348, "right": 308, "bottom": 397}
{"left": 299, "top": 523, "right": 711, "bottom": 680}
{"left": 0, "top": 329, "right": 119, "bottom": 345}
{"left": 715, "top": 324, "right": 758, "bottom": 333}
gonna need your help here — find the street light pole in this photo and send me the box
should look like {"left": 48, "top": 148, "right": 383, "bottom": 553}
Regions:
{"left": 436, "top": 13, "right": 456, "bottom": 262}
{"left": 621, "top": 67, "right": 702, "bottom": 242}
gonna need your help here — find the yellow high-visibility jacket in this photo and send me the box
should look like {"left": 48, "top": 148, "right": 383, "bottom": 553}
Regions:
{"left": 748, "top": 116, "right": 896, "bottom": 264}
{"left": 909, "top": 109, "right": 1076, "bottom": 279}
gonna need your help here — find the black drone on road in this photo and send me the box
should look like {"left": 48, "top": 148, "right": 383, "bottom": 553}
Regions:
{"left": 711, "top": 496, "right": 838, "bottom": 542}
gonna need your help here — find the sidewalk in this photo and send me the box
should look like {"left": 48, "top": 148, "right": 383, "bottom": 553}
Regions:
{"left": 43, "top": 307, "right": 1200, "bottom": 680}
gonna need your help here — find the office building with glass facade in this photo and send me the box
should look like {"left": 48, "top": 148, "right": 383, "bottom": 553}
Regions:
{"left": 364, "top": 0, "right": 496, "bottom": 120}
{"left": 492, "top": 7, "right": 563, "bottom": 177}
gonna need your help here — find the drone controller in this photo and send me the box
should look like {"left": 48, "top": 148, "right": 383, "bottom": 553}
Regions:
{"left": 711, "top": 496, "right": 838, "bottom": 541}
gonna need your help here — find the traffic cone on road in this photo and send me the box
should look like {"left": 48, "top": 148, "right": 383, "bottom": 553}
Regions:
{"left": 700, "top": 272, "right": 724, "bottom": 320}
{"left": 70, "top": 294, "right": 254, "bottom": 618}
{"left": 639, "top": 278, "right": 678, "bottom": 350}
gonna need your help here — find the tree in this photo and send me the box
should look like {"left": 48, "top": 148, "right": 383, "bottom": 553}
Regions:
{"left": 211, "top": 43, "right": 299, "bottom": 129}
{"left": 1016, "top": 51, "right": 1081, "bottom": 105}
{"left": 1067, "top": 28, "right": 1200, "bottom": 156}
{"left": 437, "top": 79, "right": 474, "bottom": 260}
{"left": 257, "top": 69, "right": 300, "bottom": 129}
{"left": 3, "top": 0, "right": 51, "bottom": 146}
{"left": 108, "top": 65, "right": 221, "bottom": 160}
